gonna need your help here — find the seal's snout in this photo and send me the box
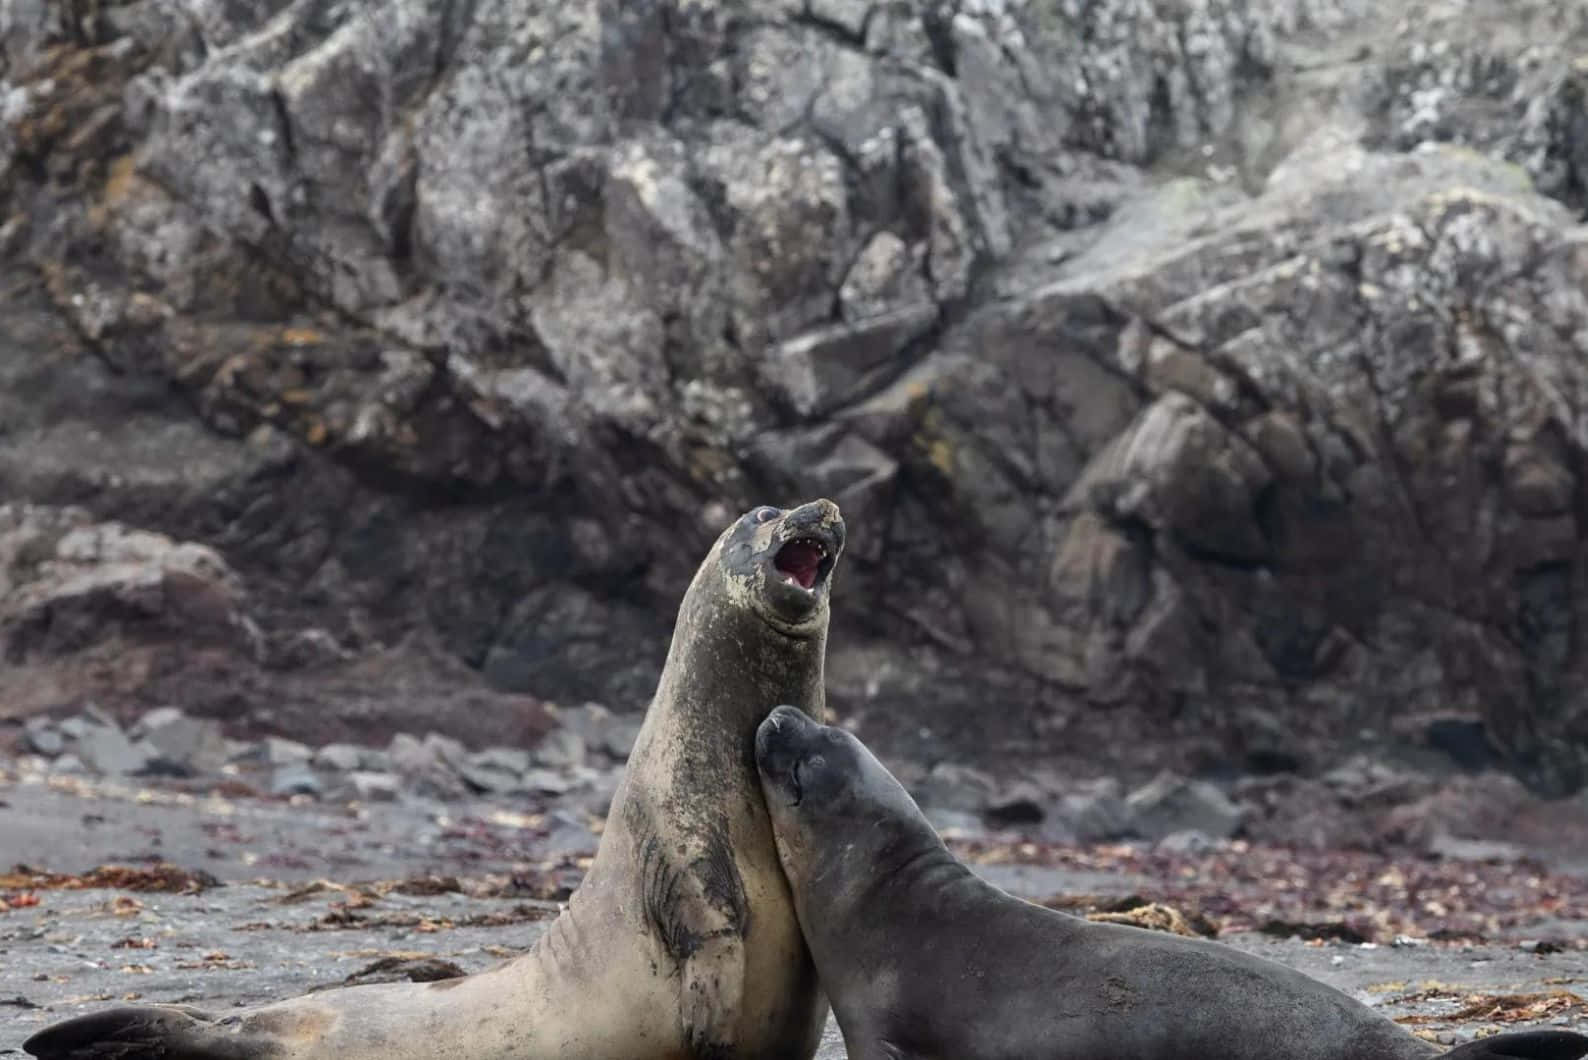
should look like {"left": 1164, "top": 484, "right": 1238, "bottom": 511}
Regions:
{"left": 756, "top": 705, "right": 818, "bottom": 799}
{"left": 772, "top": 500, "right": 844, "bottom": 594}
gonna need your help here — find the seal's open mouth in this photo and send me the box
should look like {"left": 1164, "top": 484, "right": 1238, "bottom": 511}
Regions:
{"left": 774, "top": 537, "right": 830, "bottom": 591}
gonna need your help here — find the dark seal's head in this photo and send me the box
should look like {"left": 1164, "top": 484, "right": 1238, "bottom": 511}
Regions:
{"left": 706, "top": 499, "right": 846, "bottom": 638}
{"left": 754, "top": 705, "right": 933, "bottom": 905}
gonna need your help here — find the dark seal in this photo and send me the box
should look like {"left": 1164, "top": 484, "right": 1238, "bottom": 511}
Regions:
{"left": 24, "top": 501, "right": 846, "bottom": 1060}
{"left": 754, "top": 705, "right": 1588, "bottom": 1060}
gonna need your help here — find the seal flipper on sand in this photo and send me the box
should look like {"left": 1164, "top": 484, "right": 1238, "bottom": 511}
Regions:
{"left": 23, "top": 1004, "right": 277, "bottom": 1060}
{"left": 1440, "top": 1031, "right": 1588, "bottom": 1060}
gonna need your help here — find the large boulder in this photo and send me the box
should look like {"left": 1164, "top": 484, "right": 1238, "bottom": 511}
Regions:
{"left": 1, "top": 0, "right": 1587, "bottom": 797}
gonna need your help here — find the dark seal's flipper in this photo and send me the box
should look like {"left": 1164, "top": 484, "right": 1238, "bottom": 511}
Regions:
{"left": 22, "top": 1004, "right": 272, "bottom": 1060}
{"left": 1441, "top": 1031, "right": 1588, "bottom": 1060}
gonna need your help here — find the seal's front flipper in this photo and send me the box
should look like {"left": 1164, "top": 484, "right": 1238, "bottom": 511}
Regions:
{"left": 22, "top": 1004, "right": 269, "bottom": 1060}
{"left": 631, "top": 812, "right": 751, "bottom": 1059}
{"left": 1441, "top": 1030, "right": 1588, "bottom": 1060}
{"left": 680, "top": 931, "right": 745, "bottom": 1059}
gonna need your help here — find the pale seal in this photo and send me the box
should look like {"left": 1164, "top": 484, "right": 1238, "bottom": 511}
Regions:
{"left": 754, "top": 705, "right": 1588, "bottom": 1060}
{"left": 24, "top": 500, "right": 847, "bottom": 1060}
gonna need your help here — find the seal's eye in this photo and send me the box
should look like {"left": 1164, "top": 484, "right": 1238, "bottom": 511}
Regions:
{"left": 753, "top": 506, "right": 780, "bottom": 525}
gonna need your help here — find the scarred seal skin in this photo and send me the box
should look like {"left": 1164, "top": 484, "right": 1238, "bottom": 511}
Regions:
{"left": 754, "top": 705, "right": 1588, "bottom": 1060}
{"left": 24, "top": 501, "right": 846, "bottom": 1060}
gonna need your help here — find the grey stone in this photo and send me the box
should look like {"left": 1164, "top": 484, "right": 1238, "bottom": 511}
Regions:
{"left": 519, "top": 768, "right": 573, "bottom": 797}
{"left": 1426, "top": 834, "right": 1526, "bottom": 864}
{"left": 388, "top": 732, "right": 467, "bottom": 800}
{"left": 539, "top": 809, "right": 599, "bottom": 857}
{"left": 22, "top": 717, "right": 61, "bottom": 757}
{"left": 225, "top": 739, "right": 265, "bottom": 764}
{"left": 458, "top": 762, "right": 522, "bottom": 795}
{"left": 129, "top": 707, "right": 228, "bottom": 776}
{"left": 74, "top": 721, "right": 152, "bottom": 777}
{"left": 469, "top": 747, "right": 531, "bottom": 775}
{"left": 1058, "top": 779, "right": 1132, "bottom": 843}
{"left": 1155, "top": 829, "right": 1215, "bottom": 856}
{"left": 359, "top": 749, "right": 393, "bottom": 773}
{"left": 911, "top": 762, "right": 998, "bottom": 815}
{"left": 422, "top": 732, "right": 469, "bottom": 771}
{"left": 313, "top": 743, "right": 367, "bottom": 772}
{"left": 532, "top": 727, "right": 586, "bottom": 770}
{"left": 1124, "top": 772, "right": 1244, "bottom": 842}
{"left": 56, "top": 717, "right": 96, "bottom": 741}
{"left": 922, "top": 808, "right": 987, "bottom": 838}
{"left": 347, "top": 770, "right": 400, "bottom": 802}
{"left": 263, "top": 736, "right": 313, "bottom": 767}
{"left": 270, "top": 764, "right": 323, "bottom": 798}
{"left": 599, "top": 718, "right": 641, "bottom": 761}
{"left": 563, "top": 769, "right": 621, "bottom": 819}
{"left": 49, "top": 753, "right": 86, "bottom": 775}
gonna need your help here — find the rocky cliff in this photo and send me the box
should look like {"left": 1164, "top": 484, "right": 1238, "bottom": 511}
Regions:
{"left": 2, "top": 0, "right": 1587, "bottom": 796}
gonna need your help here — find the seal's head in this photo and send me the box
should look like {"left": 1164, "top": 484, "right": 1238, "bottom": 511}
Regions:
{"left": 754, "top": 704, "right": 925, "bottom": 899}
{"left": 713, "top": 499, "right": 845, "bottom": 637}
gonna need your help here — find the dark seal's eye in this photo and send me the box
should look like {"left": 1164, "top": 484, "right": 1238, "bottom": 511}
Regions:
{"left": 753, "top": 506, "right": 780, "bottom": 524}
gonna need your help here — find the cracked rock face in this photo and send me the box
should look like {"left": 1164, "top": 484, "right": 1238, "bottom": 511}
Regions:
{"left": 2, "top": 0, "right": 1587, "bottom": 795}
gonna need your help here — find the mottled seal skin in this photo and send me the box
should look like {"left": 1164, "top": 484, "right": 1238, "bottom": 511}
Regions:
{"left": 24, "top": 501, "right": 847, "bottom": 1060}
{"left": 754, "top": 705, "right": 1588, "bottom": 1060}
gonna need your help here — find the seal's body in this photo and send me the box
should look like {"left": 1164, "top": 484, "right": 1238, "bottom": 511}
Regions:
{"left": 25, "top": 502, "right": 847, "bottom": 1060}
{"left": 753, "top": 705, "right": 1588, "bottom": 1060}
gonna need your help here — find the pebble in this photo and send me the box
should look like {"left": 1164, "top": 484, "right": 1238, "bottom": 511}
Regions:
{"left": 263, "top": 736, "right": 313, "bottom": 766}
{"left": 313, "top": 743, "right": 366, "bottom": 772}
{"left": 533, "top": 727, "right": 586, "bottom": 770}
{"left": 348, "top": 771, "right": 400, "bottom": 802}
{"left": 22, "top": 717, "right": 62, "bottom": 756}
{"left": 269, "top": 763, "right": 322, "bottom": 797}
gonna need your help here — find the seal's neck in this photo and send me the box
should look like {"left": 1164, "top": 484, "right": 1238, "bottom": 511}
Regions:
{"left": 652, "top": 569, "right": 827, "bottom": 739}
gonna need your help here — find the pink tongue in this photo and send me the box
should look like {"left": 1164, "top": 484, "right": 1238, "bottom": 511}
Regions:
{"left": 775, "top": 542, "right": 821, "bottom": 589}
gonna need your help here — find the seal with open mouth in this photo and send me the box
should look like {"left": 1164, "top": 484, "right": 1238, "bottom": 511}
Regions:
{"left": 25, "top": 501, "right": 846, "bottom": 1060}
{"left": 754, "top": 705, "right": 1588, "bottom": 1060}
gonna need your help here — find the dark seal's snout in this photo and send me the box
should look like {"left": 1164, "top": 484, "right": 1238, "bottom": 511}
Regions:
{"left": 756, "top": 705, "right": 819, "bottom": 801}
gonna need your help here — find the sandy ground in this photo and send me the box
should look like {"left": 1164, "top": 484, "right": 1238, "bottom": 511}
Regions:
{"left": 2, "top": 773, "right": 1585, "bottom": 1057}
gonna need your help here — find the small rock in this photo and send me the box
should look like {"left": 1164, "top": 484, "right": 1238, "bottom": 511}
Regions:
{"left": 533, "top": 727, "right": 586, "bottom": 770}
{"left": 389, "top": 733, "right": 467, "bottom": 800}
{"left": 1124, "top": 771, "right": 1244, "bottom": 841}
{"left": 563, "top": 769, "right": 621, "bottom": 818}
{"left": 459, "top": 762, "right": 522, "bottom": 795}
{"left": 74, "top": 721, "right": 153, "bottom": 776}
{"left": 911, "top": 762, "right": 997, "bottom": 815}
{"left": 130, "top": 707, "right": 228, "bottom": 776}
{"left": 519, "top": 768, "right": 573, "bottom": 796}
{"left": 270, "top": 763, "right": 322, "bottom": 798}
{"left": 263, "top": 736, "right": 313, "bottom": 766}
{"left": 225, "top": 738, "right": 263, "bottom": 763}
{"left": 348, "top": 771, "right": 400, "bottom": 802}
{"left": 922, "top": 807, "right": 986, "bottom": 838}
{"left": 539, "top": 810, "right": 598, "bottom": 856}
{"left": 422, "top": 732, "right": 470, "bottom": 771}
{"left": 313, "top": 744, "right": 366, "bottom": 772}
{"left": 470, "top": 747, "right": 532, "bottom": 775}
{"left": 1155, "top": 829, "right": 1214, "bottom": 856}
{"left": 601, "top": 716, "right": 642, "bottom": 760}
{"left": 983, "top": 781, "right": 1048, "bottom": 828}
{"left": 49, "top": 753, "right": 86, "bottom": 775}
{"left": 1060, "top": 779, "right": 1132, "bottom": 843}
{"left": 22, "top": 718, "right": 62, "bottom": 757}
{"left": 1426, "top": 833, "right": 1524, "bottom": 863}
{"left": 359, "top": 749, "right": 392, "bottom": 773}
{"left": 56, "top": 716, "right": 96, "bottom": 741}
